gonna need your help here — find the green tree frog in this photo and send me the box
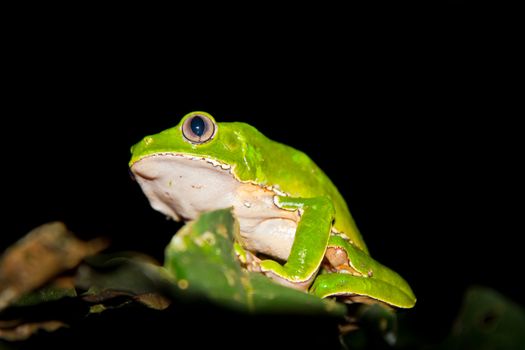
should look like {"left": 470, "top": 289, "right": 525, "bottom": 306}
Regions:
{"left": 129, "top": 111, "right": 416, "bottom": 308}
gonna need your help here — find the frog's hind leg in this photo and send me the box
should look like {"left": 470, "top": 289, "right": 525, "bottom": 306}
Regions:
{"left": 259, "top": 196, "right": 334, "bottom": 291}
{"left": 311, "top": 235, "right": 417, "bottom": 308}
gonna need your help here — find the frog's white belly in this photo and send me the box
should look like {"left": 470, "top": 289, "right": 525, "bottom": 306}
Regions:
{"left": 131, "top": 154, "right": 299, "bottom": 261}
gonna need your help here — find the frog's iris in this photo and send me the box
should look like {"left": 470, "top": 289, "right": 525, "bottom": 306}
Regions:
{"left": 191, "top": 116, "right": 205, "bottom": 136}
{"left": 182, "top": 113, "right": 216, "bottom": 144}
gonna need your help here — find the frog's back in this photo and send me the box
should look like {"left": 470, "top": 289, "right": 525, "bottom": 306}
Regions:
{"left": 226, "top": 122, "right": 369, "bottom": 254}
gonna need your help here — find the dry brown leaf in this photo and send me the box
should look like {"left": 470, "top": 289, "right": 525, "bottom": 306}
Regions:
{"left": 0, "top": 222, "right": 108, "bottom": 310}
{"left": 133, "top": 292, "right": 171, "bottom": 310}
{"left": 81, "top": 290, "right": 170, "bottom": 311}
{"left": 0, "top": 320, "right": 65, "bottom": 341}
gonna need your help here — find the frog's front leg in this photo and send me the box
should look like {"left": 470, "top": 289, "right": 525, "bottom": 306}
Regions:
{"left": 260, "top": 195, "right": 334, "bottom": 291}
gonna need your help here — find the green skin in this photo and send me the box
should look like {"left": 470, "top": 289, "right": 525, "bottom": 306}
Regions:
{"left": 130, "top": 111, "right": 416, "bottom": 308}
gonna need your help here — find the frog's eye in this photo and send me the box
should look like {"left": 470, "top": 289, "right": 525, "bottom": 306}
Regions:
{"left": 182, "top": 114, "right": 216, "bottom": 144}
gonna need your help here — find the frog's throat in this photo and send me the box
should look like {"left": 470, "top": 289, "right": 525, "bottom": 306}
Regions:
{"left": 130, "top": 152, "right": 299, "bottom": 261}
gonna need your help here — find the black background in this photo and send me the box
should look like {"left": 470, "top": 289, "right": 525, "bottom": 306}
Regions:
{"left": 2, "top": 3, "right": 521, "bottom": 348}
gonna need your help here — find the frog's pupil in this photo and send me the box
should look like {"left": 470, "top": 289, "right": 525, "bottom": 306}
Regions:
{"left": 191, "top": 117, "right": 205, "bottom": 136}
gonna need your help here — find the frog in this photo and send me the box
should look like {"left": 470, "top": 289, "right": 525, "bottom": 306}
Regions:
{"left": 129, "top": 111, "right": 416, "bottom": 308}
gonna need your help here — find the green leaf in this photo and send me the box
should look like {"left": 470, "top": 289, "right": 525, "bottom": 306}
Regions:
{"left": 76, "top": 255, "right": 173, "bottom": 311}
{"left": 437, "top": 286, "right": 525, "bottom": 350}
{"left": 164, "top": 208, "right": 346, "bottom": 316}
{"left": 13, "top": 285, "right": 76, "bottom": 307}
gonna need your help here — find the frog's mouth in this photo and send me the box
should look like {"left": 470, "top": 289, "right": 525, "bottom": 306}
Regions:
{"left": 130, "top": 153, "right": 236, "bottom": 222}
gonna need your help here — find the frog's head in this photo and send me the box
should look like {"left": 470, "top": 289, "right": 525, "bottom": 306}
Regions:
{"left": 132, "top": 111, "right": 232, "bottom": 163}
{"left": 129, "top": 111, "right": 265, "bottom": 221}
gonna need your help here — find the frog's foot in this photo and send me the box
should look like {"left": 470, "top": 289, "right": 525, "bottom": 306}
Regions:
{"left": 235, "top": 243, "right": 315, "bottom": 290}
{"left": 260, "top": 260, "right": 317, "bottom": 291}
{"left": 234, "top": 242, "right": 263, "bottom": 272}
{"left": 235, "top": 242, "right": 316, "bottom": 290}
